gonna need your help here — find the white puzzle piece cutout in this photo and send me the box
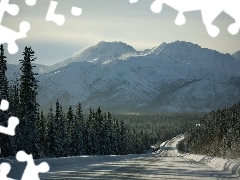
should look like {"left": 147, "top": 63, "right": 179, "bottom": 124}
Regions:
{"left": 71, "top": 7, "right": 82, "bottom": 17}
{"left": 0, "top": 0, "right": 19, "bottom": 23}
{"left": 0, "top": 100, "right": 19, "bottom": 136}
{"left": 0, "top": 21, "right": 30, "bottom": 54}
{"left": 0, "top": 0, "right": 30, "bottom": 54}
{"left": 0, "top": 116, "right": 19, "bottom": 136}
{"left": 0, "top": 163, "right": 15, "bottom": 180}
{"left": 150, "top": 0, "right": 240, "bottom": 37}
{"left": 25, "top": 0, "right": 37, "bottom": 6}
{"left": 46, "top": 1, "right": 65, "bottom": 26}
{"left": 16, "top": 151, "right": 50, "bottom": 180}
{"left": 0, "top": 100, "right": 9, "bottom": 111}
{"left": 129, "top": 0, "right": 138, "bottom": 4}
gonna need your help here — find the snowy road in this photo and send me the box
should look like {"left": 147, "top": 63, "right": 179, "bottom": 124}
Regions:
{"left": 7, "top": 135, "right": 239, "bottom": 179}
{"left": 37, "top": 135, "right": 238, "bottom": 180}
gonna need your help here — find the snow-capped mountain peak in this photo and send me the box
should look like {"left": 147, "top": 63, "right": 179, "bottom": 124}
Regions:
{"left": 70, "top": 41, "right": 136, "bottom": 64}
{"left": 37, "top": 41, "right": 240, "bottom": 113}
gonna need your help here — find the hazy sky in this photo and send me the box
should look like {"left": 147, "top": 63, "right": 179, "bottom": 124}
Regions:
{"left": 4, "top": 0, "right": 240, "bottom": 65}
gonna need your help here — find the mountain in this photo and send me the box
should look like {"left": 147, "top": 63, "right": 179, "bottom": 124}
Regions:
{"left": 37, "top": 41, "right": 240, "bottom": 113}
{"left": 232, "top": 50, "right": 240, "bottom": 62}
{"left": 50, "top": 41, "right": 137, "bottom": 70}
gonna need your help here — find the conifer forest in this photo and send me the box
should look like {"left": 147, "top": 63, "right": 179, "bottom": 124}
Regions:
{"left": 0, "top": 44, "right": 240, "bottom": 160}
{"left": 180, "top": 102, "right": 240, "bottom": 158}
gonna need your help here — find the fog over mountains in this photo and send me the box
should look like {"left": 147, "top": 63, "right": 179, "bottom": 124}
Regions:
{"left": 7, "top": 41, "right": 240, "bottom": 113}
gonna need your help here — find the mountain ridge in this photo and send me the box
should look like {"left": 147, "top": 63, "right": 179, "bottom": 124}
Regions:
{"left": 36, "top": 41, "right": 240, "bottom": 113}
{"left": 232, "top": 50, "right": 240, "bottom": 62}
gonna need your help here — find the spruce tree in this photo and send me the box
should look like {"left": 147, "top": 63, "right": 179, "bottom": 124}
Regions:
{"left": 104, "top": 111, "right": 114, "bottom": 155}
{"left": 84, "top": 107, "right": 96, "bottom": 155}
{"left": 36, "top": 109, "right": 45, "bottom": 157}
{"left": 74, "top": 103, "right": 85, "bottom": 155}
{"left": 66, "top": 106, "right": 74, "bottom": 155}
{"left": 8, "top": 78, "right": 20, "bottom": 117}
{"left": 45, "top": 104, "right": 54, "bottom": 156}
{"left": 18, "top": 46, "right": 39, "bottom": 157}
{"left": 0, "top": 44, "right": 13, "bottom": 157}
{"left": 0, "top": 44, "right": 8, "bottom": 100}
{"left": 95, "top": 107, "right": 104, "bottom": 155}
{"left": 48, "top": 100, "right": 64, "bottom": 157}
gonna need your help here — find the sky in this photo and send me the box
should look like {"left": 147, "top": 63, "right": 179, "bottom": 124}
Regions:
{"left": 3, "top": 0, "right": 240, "bottom": 65}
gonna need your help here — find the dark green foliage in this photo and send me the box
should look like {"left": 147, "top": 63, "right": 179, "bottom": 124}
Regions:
{"left": 48, "top": 100, "right": 65, "bottom": 157}
{"left": 0, "top": 44, "right": 11, "bottom": 157}
{"left": 8, "top": 77, "right": 20, "bottom": 117}
{"left": 74, "top": 103, "right": 85, "bottom": 155}
{"left": 45, "top": 104, "right": 54, "bottom": 156}
{"left": 17, "top": 46, "right": 39, "bottom": 157}
{"left": 33, "top": 102, "right": 166, "bottom": 157}
{"left": 115, "top": 113, "right": 199, "bottom": 147}
{"left": 0, "top": 44, "right": 8, "bottom": 100}
{"left": 183, "top": 102, "right": 240, "bottom": 158}
{"left": 0, "top": 45, "right": 208, "bottom": 158}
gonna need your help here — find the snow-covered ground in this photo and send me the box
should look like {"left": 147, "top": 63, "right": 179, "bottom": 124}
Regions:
{"left": 4, "top": 135, "right": 240, "bottom": 179}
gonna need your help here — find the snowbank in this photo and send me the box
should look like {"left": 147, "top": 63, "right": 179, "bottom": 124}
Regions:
{"left": 170, "top": 135, "right": 240, "bottom": 176}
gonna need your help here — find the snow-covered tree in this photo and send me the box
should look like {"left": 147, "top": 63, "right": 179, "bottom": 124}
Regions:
{"left": 18, "top": 46, "right": 39, "bottom": 158}
{"left": 74, "top": 103, "right": 85, "bottom": 155}
{"left": 0, "top": 44, "right": 8, "bottom": 100}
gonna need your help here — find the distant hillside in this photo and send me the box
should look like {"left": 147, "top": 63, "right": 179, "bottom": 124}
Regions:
{"left": 232, "top": 50, "right": 240, "bottom": 62}
{"left": 36, "top": 41, "right": 240, "bottom": 113}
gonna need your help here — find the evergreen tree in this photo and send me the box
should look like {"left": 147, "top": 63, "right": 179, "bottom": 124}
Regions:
{"left": 84, "top": 107, "right": 96, "bottom": 155}
{"left": 0, "top": 44, "right": 12, "bottom": 157}
{"left": 7, "top": 77, "right": 20, "bottom": 156}
{"left": 45, "top": 104, "right": 54, "bottom": 156}
{"left": 48, "top": 100, "right": 64, "bottom": 157}
{"left": 184, "top": 102, "right": 240, "bottom": 157}
{"left": 119, "top": 120, "right": 127, "bottom": 155}
{"left": 74, "top": 103, "right": 85, "bottom": 155}
{"left": 66, "top": 106, "right": 74, "bottom": 155}
{"left": 18, "top": 46, "right": 39, "bottom": 157}
{"left": 0, "top": 44, "right": 8, "bottom": 100}
{"left": 102, "top": 111, "right": 113, "bottom": 155}
{"left": 112, "top": 119, "right": 120, "bottom": 154}
{"left": 8, "top": 78, "right": 20, "bottom": 117}
{"left": 95, "top": 107, "right": 104, "bottom": 155}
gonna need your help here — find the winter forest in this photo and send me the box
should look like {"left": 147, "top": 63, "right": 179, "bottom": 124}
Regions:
{"left": 1, "top": 44, "right": 240, "bottom": 160}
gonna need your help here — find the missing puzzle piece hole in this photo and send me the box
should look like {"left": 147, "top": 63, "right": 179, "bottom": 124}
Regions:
{"left": 19, "top": 21, "right": 31, "bottom": 33}
{"left": 0, "top": 163, "right": 11, "bottom": 176}
{"left": 8, "top": 4, "right": 19, "bottom": 16}
{"left": 16, "top": 151, "right": 30, "bottom": 162}
{"left": 0, "top": 163, "right": 15, "bottom": 180}
{"left": 7, "top": 21, "right": 30, "bottom": 54}
{"left": 206, "top": 25, "right": 220, "bottom": 37}
{"left": 175, "top": 12, "right": 186, "bottom": 25}
{"left": 129, "top": 0, "right": 138, "bottom": 3}
{"left": 46, "top": 1, "right": 65, "bottom": 26}
{"left": 228, "top": 23, "right": 239, "bottom": 35}
{"left": 8, "top": 116, "right": 20, "bottom": 136}
{"left": 71, "top": 7, "right": 82, "bottom": 16}
{"left": 38, "top": 162, "right": 50, "bottom": 173}
{"left": 0, "top": 100, "right": 9, "bottom": 111}
{"left": 151, "top": 0, "right": 163, "bottom": 13}
{"left": 25, "top": 0, "right": 36, "bottom": 6}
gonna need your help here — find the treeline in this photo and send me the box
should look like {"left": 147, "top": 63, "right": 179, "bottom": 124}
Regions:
{"left": 115, "top": 113, "right": 200, "bottom": 147}
{"left": 0, "top": 44, "right": 202, "bottom": 159}
{"left": 0, "top": 45, "right": 40, "bottom": 158}
{"left": 0, "top": 45, "right": 152, "bottom": 158}
{"left": 181, "top": 102, "right": 240, "bottom": 158}
{"left": 37, "top": 102, "right": 153, "bottom": 157}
